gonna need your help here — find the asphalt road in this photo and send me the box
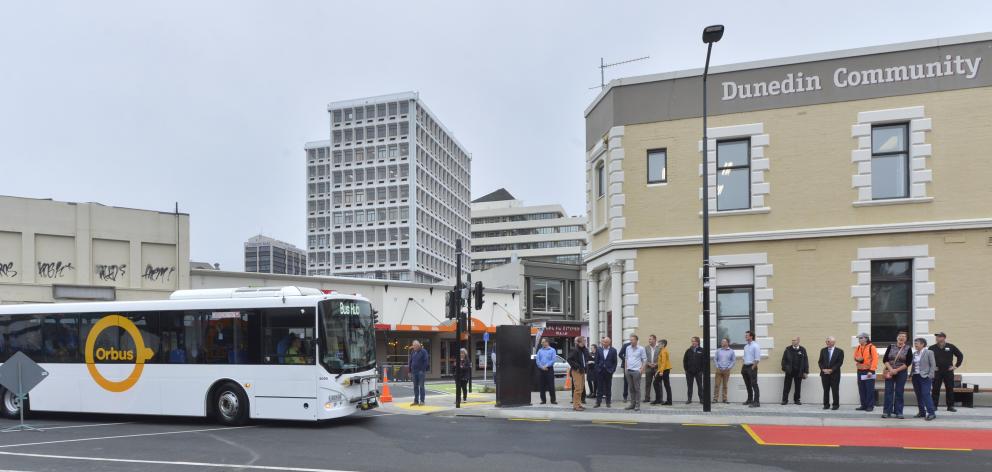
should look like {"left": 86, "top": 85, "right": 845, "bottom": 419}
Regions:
{"left": 0, "top": 411, "right": 989, "bottom": 472}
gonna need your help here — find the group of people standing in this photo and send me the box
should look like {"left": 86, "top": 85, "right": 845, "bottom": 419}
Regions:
{"left": 536, "top": 330, "right": 964, "bottom": 419}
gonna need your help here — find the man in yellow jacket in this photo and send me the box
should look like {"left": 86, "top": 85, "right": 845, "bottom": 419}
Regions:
{"left": 651, "top": 339, "right": 673, "bottom": 405}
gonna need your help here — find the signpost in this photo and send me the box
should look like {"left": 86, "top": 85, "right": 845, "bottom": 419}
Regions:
{"left": 0, "top": 351, "right": 49, "bottom": 432}
{"left": 483, "top": 332, "right": 490, "bottom": 382}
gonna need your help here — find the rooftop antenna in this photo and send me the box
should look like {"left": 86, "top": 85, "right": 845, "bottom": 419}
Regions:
{"left": 590, "top": 55, "right": 650, "bottom": 90}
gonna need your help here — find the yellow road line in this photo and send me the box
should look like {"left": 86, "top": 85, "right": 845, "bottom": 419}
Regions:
{"left": 591, "top": 420, "right": 638, "bottom": 425}
{"left": 741, "top": 424, "right": 766, "bottom": 445}
{"left": 904, "top": 447, "right": 973, "bottom": 452}
{"left": 508, "top": 418, "right": 550, "bottom": 422}
{"left": 461, "top": 401, "right": 496, "bottom": 406}
{"left": 682, "top": 423, "right": 731, "bottom": 427}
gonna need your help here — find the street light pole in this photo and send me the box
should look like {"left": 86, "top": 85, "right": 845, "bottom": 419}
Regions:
{"left": 455, "top": 239, "right": 463, "bottom": 409}
{"left": 700, "top": 24, "right": 724, "bottom": 414}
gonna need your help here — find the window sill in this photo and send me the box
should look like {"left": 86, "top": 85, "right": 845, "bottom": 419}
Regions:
{"left": 646, "top": 182, "right": 668, "bottom": 188}
{"left": 852, "top": 197, "right": 933, "bottom": 207}
{"left": 592, "top": 225, "right": 608, "bottom": 236}
{"left": 698, "top": 207, "right": 771, "bottom": 217}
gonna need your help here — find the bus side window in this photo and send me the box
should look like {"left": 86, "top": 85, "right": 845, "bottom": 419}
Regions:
{"left": 41, "top": 313, "right": 78, "bottom": 363}
{"left": 7, "top": 314, "right": 45, "bottom": 361}
{"left": 0, "top": 316, "right": 13, "bottom": 362}
{"left": 262, "top": 308, "right": 315, "bottom": 365}
{"left": 159, "top": 310, "right": 202, "bottom": 364}
{"left": 120, "top": 312, "right": 160, "bottom": 364}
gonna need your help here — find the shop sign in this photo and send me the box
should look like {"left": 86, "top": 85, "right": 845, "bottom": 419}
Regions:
{"left": 542, "top": 324, "right": 581, "bottom": 337}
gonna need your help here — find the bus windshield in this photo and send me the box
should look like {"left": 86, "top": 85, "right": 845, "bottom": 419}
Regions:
{"left": 318, "top": 299, "right": 376, "bottom": 374}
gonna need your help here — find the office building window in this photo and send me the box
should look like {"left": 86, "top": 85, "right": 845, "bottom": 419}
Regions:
{"left": 531, "top": 279, "right": 563, "bottom": 314}
{"left": 871, "top": 124, "right": 909, "bottom": 200}
{"left": 596, "top": 161, "right": 605, "bottom": 197}
{"left": 716, "top": 287, "right": 753, "bottom": 348}
{"left": 647, "top": 149, "right": 667, "bottom": 184}
{"left": 871, "top": 259, "right": 912, "bottom": 343}
{"left": 716, "top": 139, "right": 751, "bottom": 211}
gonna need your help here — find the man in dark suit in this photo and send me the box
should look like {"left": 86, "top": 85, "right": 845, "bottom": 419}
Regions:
{"left": 781, "top": 336, "right": 809, "bottom": 405}
{"left": 617, "top": 341, "right": 630, "bottom": 402}
{"left": 595, "top": 337, "right": 618, "bottom": 408}
{"left": 818, "top": 336, "right": 844, "bottom": 410}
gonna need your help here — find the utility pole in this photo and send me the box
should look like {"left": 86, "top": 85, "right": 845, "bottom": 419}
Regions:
{"left": 454, "top": 239, "right": 463, "bottom": 408}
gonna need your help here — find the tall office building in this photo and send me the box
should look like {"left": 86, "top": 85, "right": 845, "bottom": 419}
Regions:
{"left": 306, "top": 92, "right": 471, "bottom": 283}
{"left": 244, "top": 235, "right": 307, "bottom": 275}
{"left": 470, "top": 189, "right": 587, "bottom": 271}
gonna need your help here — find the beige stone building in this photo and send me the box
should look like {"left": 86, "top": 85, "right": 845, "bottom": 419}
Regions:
{"left": 0, "top": 196, "right": 190, "bottom": 303}
{"left": 584, "top": 33, "right": 992, "bottom": 399}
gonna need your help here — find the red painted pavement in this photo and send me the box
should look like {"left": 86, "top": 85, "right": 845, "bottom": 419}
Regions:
{"left": 747, "top": 424, "right": 992, "bottom": 450}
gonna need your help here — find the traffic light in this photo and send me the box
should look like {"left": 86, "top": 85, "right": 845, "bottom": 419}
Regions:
{"left": 445, "top": 290, "right": 458, "bottom": 319}
{"left": 474, "top": 281, "right": 484, "bottom": 310}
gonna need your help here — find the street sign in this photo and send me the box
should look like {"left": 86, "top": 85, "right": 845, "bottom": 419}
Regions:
{"left": 0, "top": 351, "right": 49, "bottom": 432}
{"left": 483, "top": 332, "right": 490, "bottom": 342}
{"left": 0, "top": 351, "right": 49, "bottom": 394}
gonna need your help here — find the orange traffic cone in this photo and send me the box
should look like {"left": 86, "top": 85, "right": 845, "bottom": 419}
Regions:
{"left": 380, "top": 367, "right": 393, "bottom": 403}
{"left": 563, "top": 368, "right": 572, "bottom": 391}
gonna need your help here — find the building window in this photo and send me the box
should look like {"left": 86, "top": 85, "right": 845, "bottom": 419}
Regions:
{"left": 531, "top": 279, "right": 563, "bottom": 314}
{"left": 716, "top": 286, "right": 753, "bottom": 349}
{"left": 871, "top": 123, "right": 909, "bottom": 200}
{"left": 871, "top": 259, "right": 912, "bottom": 343}
{"left": 596, "top": 161, "right": 605, "bottom": 198}
{"left": 716, "top": 139, "right": 750, "bottom": 211}
{"left": 647, "top": 149, "right": 667, "bottom": 184}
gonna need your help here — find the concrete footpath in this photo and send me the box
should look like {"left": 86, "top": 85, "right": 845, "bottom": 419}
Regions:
{"left": 381, "top": 385, "right": 992, "bottom": 430}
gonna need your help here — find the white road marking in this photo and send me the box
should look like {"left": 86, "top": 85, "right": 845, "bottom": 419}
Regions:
{"left": 0, "top": 422, "right": 133, "bottom": 433}
{"left": 0, "top": 451, "right": 360, "bottom": 472}
{"left": 0, "top": 426, "right": 254, "bottom": 449}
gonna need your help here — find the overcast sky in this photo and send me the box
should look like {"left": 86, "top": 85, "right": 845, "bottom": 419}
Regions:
{"left": 2, "top": 1, "right": 990, "bottom": 271}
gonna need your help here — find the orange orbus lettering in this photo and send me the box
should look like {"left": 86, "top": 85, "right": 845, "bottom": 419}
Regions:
{"left": 95, "top": 347, "right": 135, "bottom": 362}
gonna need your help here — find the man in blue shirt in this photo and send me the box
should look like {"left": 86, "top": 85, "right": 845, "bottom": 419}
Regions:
{"left": 536, "top": 338, "right": 558, "bottom": 405}
{"left": 742, "top": 330, "right": 762, "bottom": 407}
{"left": 714, "top": 337, "right": 736, "bottom": 404}
{"left": 407, "top": 340, "right": 429, "bottom": 406}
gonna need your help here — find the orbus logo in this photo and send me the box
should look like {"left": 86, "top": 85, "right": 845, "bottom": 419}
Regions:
{"left": 84, "top": 315, "right": 155, "bottom": 392}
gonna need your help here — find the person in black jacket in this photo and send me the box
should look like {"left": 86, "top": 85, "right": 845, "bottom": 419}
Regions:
{"left": 818, "top": 336, "right": 844, "bottom": 410}
{"left": 595, "top": 337, "right": 618, "bottom": 408}
{"left": 457, "top": 348, "right": 471, "bottom": 402}
{"left": 929, "top": 332, "right": 964, "bottom": 412}
{"left": 618, "top": 341, "right": 630, "bottom": 402}
{"left": 780, "top": 336, "right": 809, "bottom": 405}
{"left": 586, "top": 343, "right": 600, "bottom": 401}
{"left": 566, "top": 336, "right": 590, "bottom": 411}
{"left": 683, "top": 337, "right": 707, "bottom": 404}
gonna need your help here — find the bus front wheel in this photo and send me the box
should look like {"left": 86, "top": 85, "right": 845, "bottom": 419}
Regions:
{"left": 212, "top": 382, "right": 249, "bottom": 426}
{"left": 0, "top": 388, "right": 27, "bottom": 420}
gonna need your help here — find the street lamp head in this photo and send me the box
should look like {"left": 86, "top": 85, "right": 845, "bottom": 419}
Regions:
{"left": 702, "top": 24, "right": 724, "bottom": 44}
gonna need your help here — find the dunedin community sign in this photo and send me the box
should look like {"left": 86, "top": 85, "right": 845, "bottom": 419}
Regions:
{"left": 722, "top": 55, "right": 983, "bottom": 101}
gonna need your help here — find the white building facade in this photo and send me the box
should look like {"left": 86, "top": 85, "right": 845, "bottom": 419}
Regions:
{"left": 306, "top": 92, "right": 471, "bottom": 284}
{"left": 0, "top": 196, "right": 190, "bottom": 304}
{"left": 470, "top": 188, "right": 587, "bottom": 271}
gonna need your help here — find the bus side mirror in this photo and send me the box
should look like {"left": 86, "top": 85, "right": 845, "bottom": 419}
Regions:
{"left": 372, "top": 309, "right": 379, "bottom": 323}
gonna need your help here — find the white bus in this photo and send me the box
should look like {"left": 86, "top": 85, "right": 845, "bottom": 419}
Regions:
{"left": 0, "top": 286, "right": 379, "bottom": 425}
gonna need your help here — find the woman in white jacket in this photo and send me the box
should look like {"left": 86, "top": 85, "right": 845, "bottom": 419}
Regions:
{"left": 911, "top": 337, "right": 938, "bottom": 421}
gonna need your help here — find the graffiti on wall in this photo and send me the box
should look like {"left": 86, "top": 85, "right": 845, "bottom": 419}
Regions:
{"left": 0, "top": 262, "right": 17, "bottom": 278}
{"left": 95, "top": 264, "right": 127, "bottom": 282}
{"left": 37, "top": 261, "right": 75, "bottom": 278}
{"left": 141, "top": 265, "right": 175, "bottom": 282}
